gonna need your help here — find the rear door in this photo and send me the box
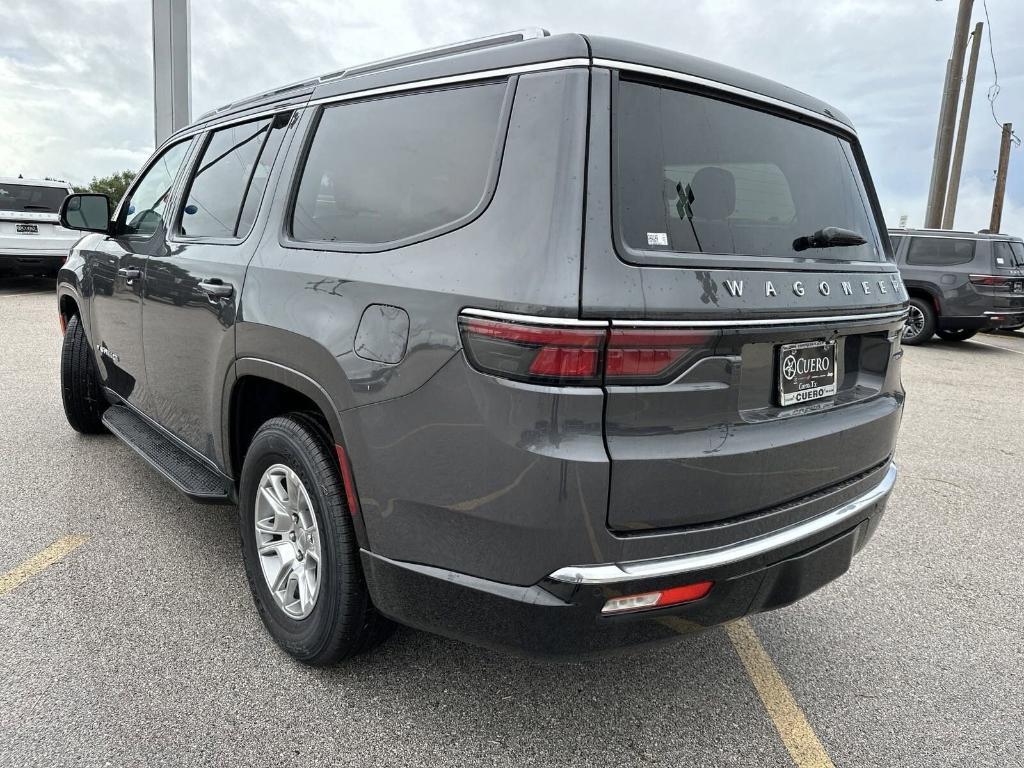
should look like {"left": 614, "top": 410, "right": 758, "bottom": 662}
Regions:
{"left": 86, "top": 139, "right": 193, "bottom": 408}
{"left": 583, "top": 69, "right": 906, "bottom": 532}
{"left": 142, "top": 113, "right": 292, "bottom": 462}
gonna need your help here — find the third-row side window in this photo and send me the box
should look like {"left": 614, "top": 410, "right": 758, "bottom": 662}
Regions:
{"left": 291, "top": 82, "right": 508, "bottom": 247}
{"left": 905, "top": 237, "right": 976, "bottom": 266}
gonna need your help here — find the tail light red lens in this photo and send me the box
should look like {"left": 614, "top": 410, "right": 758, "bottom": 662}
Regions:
{"left": 458, "top": 314, "right": 717, "bottom": 386}
{"left": 605, "top": 329, "right": 714, "bottom": 384}
{"left": 459, "top": 317, "right": 606, "bottom": 385}
{"left": 969, "top": 274, "right": 1012, "bottom": 288}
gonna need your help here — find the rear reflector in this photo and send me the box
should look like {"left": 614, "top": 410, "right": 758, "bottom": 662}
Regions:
{"left": 334, "top": 444, "right": 361, "bottom": 517}
{"left": 458, "top": 314, "right": 716, "bottom": 386}
{"left": 601, "top": 580, "right": 714, "bottom": 614}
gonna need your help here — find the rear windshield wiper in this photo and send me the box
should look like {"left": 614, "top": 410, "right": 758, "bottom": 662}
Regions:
{"left": 793, "top": 227, "right": 866, "bottom": 252}
{"left": 21, "top": 204, "right": 54, "bottom": 211}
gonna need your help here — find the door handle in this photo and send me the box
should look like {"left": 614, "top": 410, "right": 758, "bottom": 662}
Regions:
{"left": 117, "top": 267, "right": 141, "bottom": 285}
{"left": 198, "top": 280, "right": 234, "bottom": 299}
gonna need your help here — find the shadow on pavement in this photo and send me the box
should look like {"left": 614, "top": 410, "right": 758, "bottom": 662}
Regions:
{"left": 0, "top": 276, "right": 57, "bottom": 295}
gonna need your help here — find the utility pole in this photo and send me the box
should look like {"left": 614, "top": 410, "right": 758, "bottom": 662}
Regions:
{"left": 924, "top": 0, "right": 974, "bottom": 228}
{"left": 989, "top": 123, "right": 1013, "bottom": 233}
{"left": 942, "top": 21, "right": 983, "bottom": 229}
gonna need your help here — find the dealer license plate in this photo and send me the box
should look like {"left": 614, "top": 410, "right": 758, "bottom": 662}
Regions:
{"left": 777, "top": 340, "right": 837, "bottom": 406}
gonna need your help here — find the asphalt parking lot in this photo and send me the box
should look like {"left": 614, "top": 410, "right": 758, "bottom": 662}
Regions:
{"left": 1, "top": 276, "right": 1022, "bottom": 768}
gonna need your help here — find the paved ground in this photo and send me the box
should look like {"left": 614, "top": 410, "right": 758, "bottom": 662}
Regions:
{"left": 1, "top": 276, "right": 1021, "bottom": 767}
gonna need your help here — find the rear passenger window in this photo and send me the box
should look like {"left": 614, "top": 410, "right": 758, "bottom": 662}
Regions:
{"left": 905, "top": 237, "right": 975, "bottom": 266}
{"left": 291, "top": 82, "right": 507, "bottom": 247}
{"left": 889, "top": 235, "right": 904, "bottom": 255}
{"left": 180, "top": 114, "right": 288, "bottom": 239}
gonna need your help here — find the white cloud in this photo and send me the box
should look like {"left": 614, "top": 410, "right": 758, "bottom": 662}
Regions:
{"left": 0, "top": 0, "right": 1021, "bottom": 233}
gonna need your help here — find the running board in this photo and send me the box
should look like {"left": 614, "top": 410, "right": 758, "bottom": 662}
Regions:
{"left": 102, "top": 405, "right": 232, "bottom": 504}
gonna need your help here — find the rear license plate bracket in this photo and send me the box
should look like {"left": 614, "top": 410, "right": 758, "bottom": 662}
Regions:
{"left": 777, "top": 340, "right": 837, "bottom": 406}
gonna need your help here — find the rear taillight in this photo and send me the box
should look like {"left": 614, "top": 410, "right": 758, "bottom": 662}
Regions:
{"left": 605, "top": 329, "right": 714, "bottom": 384}
{"left": 458, "top": 314, "right": 717, "bottom": 386}
{"left": 969, "top": 274, "right": 1012, "bottom": 288}
{"left": 459, "top": 317, "right": 606, "bottom": 385}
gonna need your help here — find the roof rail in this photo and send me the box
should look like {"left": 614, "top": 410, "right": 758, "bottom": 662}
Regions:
{"left": 194, "top": 28, "right": 549, "bottom": 125}
{"left": 195, "top": 75, "right": 321, "bottom": 122}
{"left": 323, "top": 28, "right": 550, "bottom": 83}
{"left": 890, "top": 227, "right": 977, "bottom": 236}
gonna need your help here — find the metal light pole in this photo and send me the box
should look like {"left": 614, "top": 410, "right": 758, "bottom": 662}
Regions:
{"left": 152, "top": 0, "right": 192, "bottom": 146}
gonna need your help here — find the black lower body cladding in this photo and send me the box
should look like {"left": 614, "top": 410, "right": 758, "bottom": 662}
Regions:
{"left": 361, "top": 467, "right": 893, "bottom": 658}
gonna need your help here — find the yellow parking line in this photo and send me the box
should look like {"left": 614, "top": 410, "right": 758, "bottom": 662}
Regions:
{"left": 726, "top": 619, "right": 835, "bottom": 768}
{"left": 0, "top": 535, "right": 88, "bottom": 595}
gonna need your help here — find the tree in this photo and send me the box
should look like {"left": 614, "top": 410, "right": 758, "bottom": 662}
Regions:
{"left": 74, "top": 170, "right": 136, "bottom": 203}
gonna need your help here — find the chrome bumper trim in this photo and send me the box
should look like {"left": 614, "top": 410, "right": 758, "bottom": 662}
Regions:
{"left": 548, "top": 463, "right": 897, "bottom": 585}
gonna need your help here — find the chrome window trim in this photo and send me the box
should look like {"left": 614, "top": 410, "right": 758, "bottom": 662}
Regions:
{"left": 460, "top": 307, "right": 907, "bottom": 329}
{"left": 306, "top": 58, "right": 591, "bottom": 109}
{"left": 459, "top": 307, "right": 609, "bottom": 328}
{"left": 592, "top": 57, "right": 854, "bottom": 135}
{"left": 165, "top": 58, "right": 589, "bottom": 152}
{"left": 609, "top": 309, "right": 908, "bottom": 328}
{"left": 549, "top": 463, "right": 897, "bottom": 585}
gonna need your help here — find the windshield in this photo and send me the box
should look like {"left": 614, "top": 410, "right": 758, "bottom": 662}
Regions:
{"left": 0, "top": 183, "right": 68, "bottom": 213}
{"left": 615, "top": 80, "right": 884, "bottom": 262}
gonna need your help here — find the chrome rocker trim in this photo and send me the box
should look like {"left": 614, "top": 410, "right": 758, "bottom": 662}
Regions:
{"left": 548, "top": 463, "right": 897, "bottom": 585}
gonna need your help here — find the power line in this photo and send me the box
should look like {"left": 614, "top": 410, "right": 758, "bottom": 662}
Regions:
{"left": 981, "top": 0, "right": 1021, "bottom": 146}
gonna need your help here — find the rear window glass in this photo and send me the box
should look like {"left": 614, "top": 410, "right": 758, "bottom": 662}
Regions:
{"left": 615, "top": 80, "right": 883, "bottom": 262}
{"left": 0, "top": 183, "right": 68, "bottom": 213}
{"left": 905, "top": 237, "right": 975, "bottom": 266}
{"left": 993, "top": 240, "right": 1024, "bottom": 268}
{"left": 291, "top": 82, "right": 506, "bottom": 247}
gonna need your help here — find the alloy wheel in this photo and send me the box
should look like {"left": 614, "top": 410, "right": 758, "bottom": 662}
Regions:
{"left": 903, "top": 305, "right": 925, "bottom": 342}
{"left": 254, "top": 463, "right": 323, "bottom": 619}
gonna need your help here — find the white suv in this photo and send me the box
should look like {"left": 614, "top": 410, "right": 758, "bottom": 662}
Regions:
{"left": 0, "top": 177, "right": 79, "bottom": 277}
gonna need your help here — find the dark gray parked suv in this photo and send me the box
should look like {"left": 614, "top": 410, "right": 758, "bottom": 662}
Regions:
{"left": 55, "top": 30, "right": 905, "bottom": 662}
{"left": 889, "top": 228, "right": 1024, "bottom": 344}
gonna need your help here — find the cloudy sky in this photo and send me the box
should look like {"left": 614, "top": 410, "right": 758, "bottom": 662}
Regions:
{"left": 2, "top": 0, "right": 1022, "bottom": 233}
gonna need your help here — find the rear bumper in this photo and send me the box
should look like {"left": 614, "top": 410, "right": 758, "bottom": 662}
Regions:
{"left": 0, "top": 250, "right": 66, "bottom": 274}
{"left": 363, "top": 463, "right": 896, "bottom": 658}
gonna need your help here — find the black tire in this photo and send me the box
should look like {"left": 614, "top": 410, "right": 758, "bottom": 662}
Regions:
{"left": 935, "top": 328, "right": 978, "bottom": 342}
{"left": 239, "top": 414, "right": 390, "bottom": 664}
{"left": 902, "top": 297, "right": 936, "bottom": 346}
{"left": 60, "top": 314, "right": 108, "bottom": 433}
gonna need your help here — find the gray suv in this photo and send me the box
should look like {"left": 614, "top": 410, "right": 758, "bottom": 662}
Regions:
{"left": 889, "top": 228, "right": 1024, "bottom": 344}
{"left": 55, "top": 30, "right": 905, "bottom": 662}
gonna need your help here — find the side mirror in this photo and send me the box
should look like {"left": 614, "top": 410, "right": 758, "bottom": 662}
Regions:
{"left": 60, "top": 193, "right": 112, "bottom": 234}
